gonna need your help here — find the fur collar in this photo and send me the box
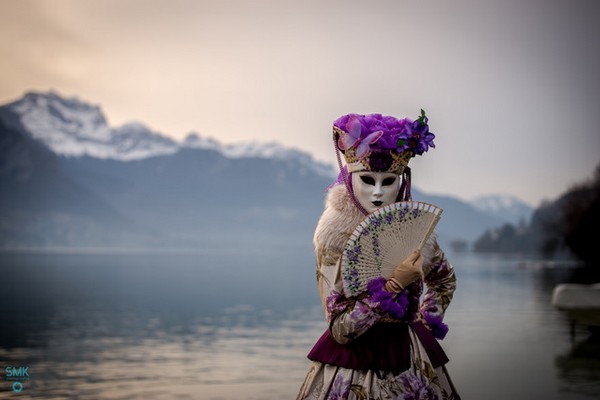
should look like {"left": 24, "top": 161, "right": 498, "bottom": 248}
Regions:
{"left": 313, "top": 184, "right": 437, "bottom": 267}
{"left": 313, "top": 185, "right": 365, "bottom": 257}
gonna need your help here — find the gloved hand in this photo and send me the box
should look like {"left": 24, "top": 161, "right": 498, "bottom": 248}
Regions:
{"left": 390, "top": 249, "right": 424, "bottom": 289}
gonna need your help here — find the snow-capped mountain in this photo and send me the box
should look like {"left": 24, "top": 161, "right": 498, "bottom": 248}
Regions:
{"left": 6, "top": 91, "right": 336, "bottom": 177}
{"left": 470, "top": 194, "right": 534, "bottom": 225}
{"left": 7, "top": 91, "right": 180, "bottom": 161}
{"left": 184, "top": 133, "right": 335, "bottom": 178}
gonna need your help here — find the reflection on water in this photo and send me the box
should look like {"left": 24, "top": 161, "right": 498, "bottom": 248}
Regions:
{"left": 555, "top": 332, "right": 600, "bottom": 398}
{"left": 0, "top": 250, "right": 598, "bottom": 399}
{"left": 439, "top": 254, "right": 599, "bottom": 400}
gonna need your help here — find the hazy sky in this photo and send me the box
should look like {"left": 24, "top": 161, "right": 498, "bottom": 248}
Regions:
{"left": 1, "top": 0, "right": 599, "bottom": 206}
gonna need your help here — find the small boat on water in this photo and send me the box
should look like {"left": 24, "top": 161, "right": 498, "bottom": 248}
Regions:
{"left": 552, "top": 283, "right": 600, "bottom": 340}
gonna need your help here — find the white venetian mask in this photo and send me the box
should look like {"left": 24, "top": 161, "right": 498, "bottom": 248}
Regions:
{"left": 351, "top": 171, "right": 401, "bottom": 214}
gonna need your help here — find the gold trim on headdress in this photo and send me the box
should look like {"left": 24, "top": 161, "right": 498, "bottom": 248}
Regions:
{"left": 334, "top": 126, "right": 411, "bottom": 174}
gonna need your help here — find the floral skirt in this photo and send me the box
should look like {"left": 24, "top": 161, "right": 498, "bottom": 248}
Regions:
{"left": 297, "top": 328, "right": 460, "bottom": 400}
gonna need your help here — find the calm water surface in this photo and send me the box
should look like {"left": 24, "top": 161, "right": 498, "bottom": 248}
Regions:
{"left": 0, "top": 249, "right": 598, "bottom": 399}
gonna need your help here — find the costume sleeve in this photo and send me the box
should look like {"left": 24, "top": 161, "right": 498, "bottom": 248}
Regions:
{"left": 420, "top": 241, "right": 457, "bottom": 339}
{"left": 316, "top": 248, "right": 408, "bottom": 345}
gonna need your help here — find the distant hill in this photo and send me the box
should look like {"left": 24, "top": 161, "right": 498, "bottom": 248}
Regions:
{"left": 473, "top": 163, "right": 600, "bottom": 262}
{"left": 469, "top": 194, "right": 533, "bottom": 226}
{"left": 0, "top": 104, "right": 149, "bottom": 247}
{"left": 0, "top": 91, "right": 531, "bottom": 251}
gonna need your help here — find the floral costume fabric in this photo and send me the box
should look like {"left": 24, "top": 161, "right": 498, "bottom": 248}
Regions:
{"left": 297, "top": 185, "right": 460, "bottom": 400}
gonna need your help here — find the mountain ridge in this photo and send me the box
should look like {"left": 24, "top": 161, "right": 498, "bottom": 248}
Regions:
{"left": 0, "top": 91, "right": 530, "bottom": 250}
{"left": 6, "top": 90, "right": 336, "bottom": 178}
{"left": 469, "top": 193, "right": 534, "bottom": 226}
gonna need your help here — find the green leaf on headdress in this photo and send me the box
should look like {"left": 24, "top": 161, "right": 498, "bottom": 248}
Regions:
{"left": 397, "top": 139, "right": 406, "bottom": 146}
{"left": 417, "top": 109, "right": 427, "bottom": 125}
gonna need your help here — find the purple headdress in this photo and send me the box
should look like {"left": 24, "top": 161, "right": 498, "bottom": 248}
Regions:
{"left": 331, "top": 110, "right": 435, "bottom": 215}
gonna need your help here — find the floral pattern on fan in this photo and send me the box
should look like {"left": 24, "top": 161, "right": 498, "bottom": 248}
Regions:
{"left": 342, "top": 201, "right": 442, "bottom": 297}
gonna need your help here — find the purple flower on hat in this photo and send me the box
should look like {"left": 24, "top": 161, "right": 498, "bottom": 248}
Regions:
{"left": 334, "top": 111, "right": 436, "bottom": 173}
{"left": 407, "top": 109, "right": 436, "bottom": 155}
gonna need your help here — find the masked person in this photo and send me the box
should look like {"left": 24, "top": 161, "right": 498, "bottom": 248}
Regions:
{"left": 297, "top": 112, "right": 460, "bottom": 399}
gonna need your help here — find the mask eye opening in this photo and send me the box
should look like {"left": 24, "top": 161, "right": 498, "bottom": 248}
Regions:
{"left": 382, "top": 177, "right": 396, "bottom": 186}
{"left": 359, "top": 175, "right": 375, "bottom": 185}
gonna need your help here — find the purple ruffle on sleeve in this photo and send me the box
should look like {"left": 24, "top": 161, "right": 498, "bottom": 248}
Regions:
{"left": 367, "top": 277, "right": 408, "bottom": 319}
{"left": 422, "top": 312, "right": 449, "bottom": 340}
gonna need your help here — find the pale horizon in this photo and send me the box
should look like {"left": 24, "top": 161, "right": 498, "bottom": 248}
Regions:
{"left": 1, "top": 0, "right": 599, "bottom": 207}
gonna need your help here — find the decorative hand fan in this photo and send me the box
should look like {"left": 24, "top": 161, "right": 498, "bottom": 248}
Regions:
{"left": 341, "top": 201, "right": 443, "bottom": 297}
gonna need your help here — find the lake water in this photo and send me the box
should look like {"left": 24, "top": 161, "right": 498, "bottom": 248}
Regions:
{"left": 0, "top": 248, "right": 599, "bottom": 399}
